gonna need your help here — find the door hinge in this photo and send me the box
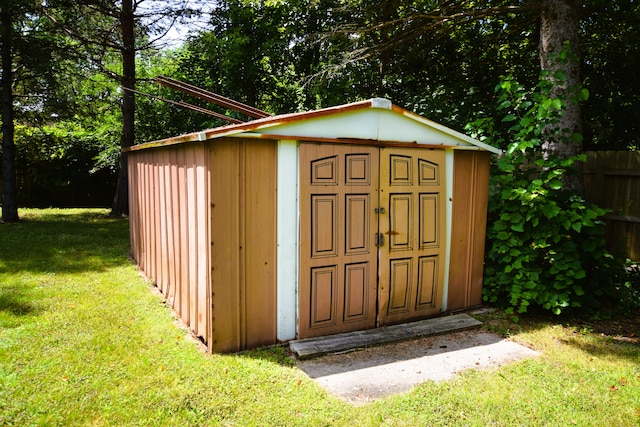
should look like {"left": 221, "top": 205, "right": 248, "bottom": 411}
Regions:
{"left": 374, "top": 232, "right": 385, "bottom": 247}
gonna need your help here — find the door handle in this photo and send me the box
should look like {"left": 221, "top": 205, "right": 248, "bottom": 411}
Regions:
{"left": 374, "top": 232, "right": 385, "bottom": 247}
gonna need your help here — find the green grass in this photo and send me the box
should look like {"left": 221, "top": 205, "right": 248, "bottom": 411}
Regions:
{"left": 1, "top": 209, "right": 639, "bottom": 426}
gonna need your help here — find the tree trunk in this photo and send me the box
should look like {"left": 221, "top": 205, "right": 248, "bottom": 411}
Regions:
{"left": 539, "top": 0, "right": 583, "bottom": 192}
{"left": 111, "top": 0, "right": 135, "bottom": 216}
{"left": 1, "top": 1, "right": 19, "bottom": 222}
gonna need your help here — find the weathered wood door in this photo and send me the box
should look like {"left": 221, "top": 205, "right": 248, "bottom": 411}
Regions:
{"left": 298, "top": 143, "right": 445, "bottom": 338}
{"left": 377, "top": 147, "right": 446, "bottom": 325}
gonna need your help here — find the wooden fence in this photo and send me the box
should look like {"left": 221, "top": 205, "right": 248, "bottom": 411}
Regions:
{"left": 583, "top": 151, "right": 640, "bottom": 261}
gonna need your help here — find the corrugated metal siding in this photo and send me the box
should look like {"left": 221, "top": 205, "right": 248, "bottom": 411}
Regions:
{"left": 128, "top": 143, "right": 211, "bottom": 346}
{"left": 448, "top": 150, "right": 490, "bottom": 311}
{"left": 209, "top": 138, "right": 277, "bottom": 353}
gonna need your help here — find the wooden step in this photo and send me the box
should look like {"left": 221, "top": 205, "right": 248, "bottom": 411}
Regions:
{"left": 290, "top": 313, "right": 482, "bottom": 360}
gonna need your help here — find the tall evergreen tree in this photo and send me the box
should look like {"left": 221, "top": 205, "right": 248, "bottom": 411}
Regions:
{"left": 1, "top": 0, "right": 68, "bottom": 221}
{"left": 0, "top": 0, "right": 18, "bottom": 222}
{"left": 57, "top": 0, "right": 204, "bottom": 216}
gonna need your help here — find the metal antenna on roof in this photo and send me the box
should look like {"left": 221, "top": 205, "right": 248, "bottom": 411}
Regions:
{"left": 124, "top": 87, "right": 244, "bottom": 124}
{"left": 155, "top": 76, "right": 271, "bottom": 120}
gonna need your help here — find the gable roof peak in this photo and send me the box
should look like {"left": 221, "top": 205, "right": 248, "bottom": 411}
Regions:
{"left": 370, "top": 98, "right": 392, "bottom": 109}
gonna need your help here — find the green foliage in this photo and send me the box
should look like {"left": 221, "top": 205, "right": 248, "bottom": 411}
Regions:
{"left": 13, "top": 122, "right": 117, "bottom": 207}
{"left": 581, "top": 0, "right": 640, "bottom": 150}
{"left": 468, "top": 75, "right": 627, "bottom": 319}
{"left": 617, "top": 261, "right": 640, "bottom": 311}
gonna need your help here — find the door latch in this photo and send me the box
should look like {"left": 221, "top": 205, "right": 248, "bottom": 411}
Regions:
{"left": 374, "top": 232, "right": 385, "bottom": 247}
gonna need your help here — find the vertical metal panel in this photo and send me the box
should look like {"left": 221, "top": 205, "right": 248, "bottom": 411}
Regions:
{"left": 210, "top": 140, "right": 241, "bottom": 352}
{"left": 209, "top": 138, "right": 277, "bottom": 352}
{"left": 151, "top": 157, "right": 160, "bottom": 286}
{"left": 448, "top": 150, "right": 490, "bottom": 311}
{"left": 127, "top": 156, "right": 138, "bottom": 261}
{"left": 185, "top": 145, "right": 198, "bottom": 332}
{"left": 242, "top": 140, "right": 277, "bottom": 348}
{"left": 127, "top": 143, "right": 211, "bottom": 347}
{"left": 177, "top": 151, "right": 190, "bottom": 326}
{"left": 196, "top": 146, "right": 210, "bottom": 340}
{"left": 168, "top": 154, "right": 180, "bottom": 307}
{"left": 143, "top": 155, "right": 152, "bottom": 277}
{"left": 158, "top": 151, "right": 169, "bottom": 296}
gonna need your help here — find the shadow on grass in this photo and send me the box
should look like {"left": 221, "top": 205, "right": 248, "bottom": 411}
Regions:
{"left": 239, "top": 346, "right": 296, "bottom": 367}
{"left": 562, "top": 335, "right": 639, "bottom": 362}
{"left": 0, "top": 209, "right": 130, "bottom": 274}
{"left": 0, "top": 285, "right": 38, "bottom": 316}
{"left": 0, "top": 282, "right": 42, "bottom": 329}
{"left": 475, "top": 308, "right": 640, "bottom": 363}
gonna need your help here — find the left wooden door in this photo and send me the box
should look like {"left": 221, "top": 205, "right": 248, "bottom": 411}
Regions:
{"left": 298, "top": 143, "right": 379, "bottom": 338}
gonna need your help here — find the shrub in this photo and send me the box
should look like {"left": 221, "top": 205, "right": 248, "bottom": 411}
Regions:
{"left": 467, "top": 75, "right": 627, "bottom": 319}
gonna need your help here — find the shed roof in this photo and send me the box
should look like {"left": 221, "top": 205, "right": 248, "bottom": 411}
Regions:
{"left": 126, "top": 98, "right": 501, "bottom": 155}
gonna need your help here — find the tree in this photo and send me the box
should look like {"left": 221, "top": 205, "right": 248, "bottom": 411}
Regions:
{"left": 581, "top": 0, "right": 640, "bottom": 151}
{"left": 176, "top": 0, "right": 331, "bottom": 116}
{"left": 539, "top": 0, "right": 584, "bottom": 192}
{"left": 1, "top": 0, "right": 70, "bottom": 222}
{"left": 325, "top": 1, "right": 585, "bottom": 166}
{"left": 168, "top": 0, "right": 403, "bottom": 127}
{"left": 0, "top": 0, "right": 18, "bottom": 222}
{"left": 56, "top": 0, "right": 204, "bottom": 216}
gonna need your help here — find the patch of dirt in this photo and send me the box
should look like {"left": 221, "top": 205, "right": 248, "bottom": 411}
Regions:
{"left": 581, "top": 310, "right": 640, "bottom": 344}
{"left": 479, "top": 307, "right": 640, "bottom": 345}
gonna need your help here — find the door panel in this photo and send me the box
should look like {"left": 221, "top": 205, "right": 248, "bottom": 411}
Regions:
{"left": 344, "top": 262, "right": 369, "bottom": 321}
{"left": 345, "top": 195, "right": 370, "bottom": 254}
{"left": 388, "top": 258, "right": 412, "bottom": 314}
{"left": 309, "top": 265, "right": 337, "bottom": 328}
{"left": 389, "top": 194, "right": 413, "bottom": 250}
{"left": 299, "top": 144, "right": 379, "bottom": 338}
{"left": 378, "top": 147, "right": 445, "bottom": 326}
{"left": 311, "top": 195, "right": 338, "bottom": 257}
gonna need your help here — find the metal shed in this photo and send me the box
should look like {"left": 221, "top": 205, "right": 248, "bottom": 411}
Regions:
{"left": 126, "top": 98, "right": 501, "bottom": 353}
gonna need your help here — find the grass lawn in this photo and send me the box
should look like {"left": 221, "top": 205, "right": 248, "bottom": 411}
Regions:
{"left": 1, "top": 209, "right": 638, "bottom": 426}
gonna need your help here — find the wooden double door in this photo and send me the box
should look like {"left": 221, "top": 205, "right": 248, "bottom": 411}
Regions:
{"left": 299, "top": 143, "right": 446, "bottom": 338}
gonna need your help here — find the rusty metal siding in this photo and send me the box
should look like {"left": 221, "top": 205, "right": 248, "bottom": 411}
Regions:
{"left": 128, "top": 143, "right": 211, "bottom": 346}
{"left": 448, "top": 150, "right": 491, "bottom": 311}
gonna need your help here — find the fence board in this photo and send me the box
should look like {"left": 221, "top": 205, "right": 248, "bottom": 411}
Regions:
{"left": 584, "top": 151, "right": 640, "bottom": 260}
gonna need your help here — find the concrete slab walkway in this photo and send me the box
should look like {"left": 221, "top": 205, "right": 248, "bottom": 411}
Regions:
{"left": 293, "top": 315, "right": 540, "bottom": 405}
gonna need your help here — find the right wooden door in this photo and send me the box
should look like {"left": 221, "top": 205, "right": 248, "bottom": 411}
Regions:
{"left": 377, "top": 147, "right": 446, "bottom": 326}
